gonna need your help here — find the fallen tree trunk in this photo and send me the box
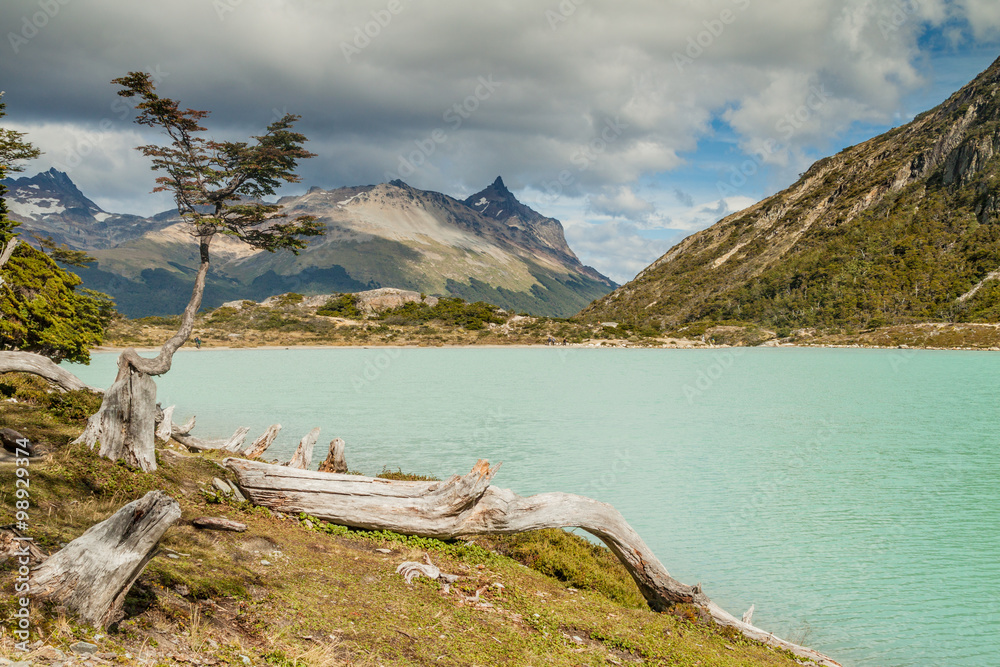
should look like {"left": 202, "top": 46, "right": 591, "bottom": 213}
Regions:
{"left": 31, "top": 491, "right": 181, "bottom": 628}
{"left": 224, "top": 458, "right": 841, "bottom": 667}
{"left": 0, "top": 351, "right": 101, "bottom": 393}
{"left": 173, "top": 426, "right": 250, "bottom": 453}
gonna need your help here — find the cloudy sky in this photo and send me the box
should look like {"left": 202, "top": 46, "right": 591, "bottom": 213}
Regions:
{"left": 1, "top": 0, "right": 999, "bottom": 283}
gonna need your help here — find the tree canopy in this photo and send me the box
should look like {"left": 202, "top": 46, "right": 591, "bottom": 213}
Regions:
{"left": 112, "top": 71, "right": 324, "bottom": 256}
{"left": 0, "top": 93, "right": 114, "bottom": 364}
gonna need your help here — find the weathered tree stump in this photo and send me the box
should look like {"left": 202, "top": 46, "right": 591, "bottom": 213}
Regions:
{"left": 74, "top": 370, "right": 158, "bottom": 472}
{"left": 155, "top": 405, "right": 175, "bottom": 442}
{"left": 244, "top": 424, "right": 281, "bottom": 459}
{"left": 31, "top": 491, "right": 181, "bottom": 628}
{"left": 74, "top": 259, "right": 211, "bottom": 472}
{"left": 223, "top": 458, "right": 841, "bottom": 667}
{"left": 317, "top": 437, "right": 348, "bottom": 473}
{"left": 286, "top": 428, "right": 320, "bottom": 469}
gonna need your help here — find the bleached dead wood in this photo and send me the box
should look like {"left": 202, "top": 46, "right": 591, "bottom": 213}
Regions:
{"left": 0, "top": 238, "right": 18, "bottom": 271}
{"left": 175, "top": 415, "right": 196, "bottom": 435}
{"left": 286, "top": 428, "right": 320, "bottom": 469}
{"left": 192, "top": 517, "right": 247, "bottom": 532}
{"left": 224, "top": 458, "right": 841, "bottom": 667}
{"left": 0, "top": 526, "right": 46, "bottom": 565}
{"left": 31, "top": 491, "right": 181, "bottom": 628}
{"left": 317, "top": 437, "right": 347, "bottom": 473}
{"left": 396, "top": 554, "right": 459, "bottom": 586}
{"left": 155, "top": 405, "right": 175, "bottom": 442}
{"left": 244, "top": 424, "right": 281, "bottom": 459}
{"left": 76, "top": 255, "right": 212, "bottom": 472}
{"left": 74, "top": 371, "right": 158, "bottom": 472}
{"left": 173, "top": 426, "right": 250, "bottom": 453}
{"left": 0, "top": 351, "right": 101, "bottom": 393}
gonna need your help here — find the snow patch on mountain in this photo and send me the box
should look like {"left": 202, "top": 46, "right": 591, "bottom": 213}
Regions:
{"left": 8, "top": 197, "right": 66, "bottom": 219}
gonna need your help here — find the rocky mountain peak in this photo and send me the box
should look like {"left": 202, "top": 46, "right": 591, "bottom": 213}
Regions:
{"left": 463, "top": 176, "right": 541, "bottom": 224}
{"left": 583, "top": 53, "right": 1000, "bottom": 331}
{"left": 2, "top": 167, "right": 98, "bottom": 214}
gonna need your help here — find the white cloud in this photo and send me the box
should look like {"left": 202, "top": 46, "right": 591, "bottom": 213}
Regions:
{"left": 587, "top": 186, "right": 656, "bottom": 220}
{"left": 562, "top": 219, "right": 680, "bottom": 284}
{"left": 0, "top": 0, "right": 997, "bottom": 279}
{"left": 958, "top": 0, "right": 1000, "bottom": 39}
{"left": 4, "top": 121, "right": 174, "bottom": 215}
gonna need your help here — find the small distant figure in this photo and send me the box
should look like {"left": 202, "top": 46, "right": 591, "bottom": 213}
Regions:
{"left": 547, "top": 336, "right": 555, "bottom": 346}
{"left": 562, "top": 337, "right": 568, "bottom": 346}
{"left": 194, "top": 336, "right": 202, "bottom": 349}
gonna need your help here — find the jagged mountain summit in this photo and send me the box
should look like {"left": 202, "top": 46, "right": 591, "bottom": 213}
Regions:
{"left": 1, "top": 168, "right": 164, "bottom": 248}
{"left": 463, "top": 176, "right": 580, "bottom": 266}
{"left": 2, "top": 172, "right": 614, "bottom": 318}
{"left": 584, "top": 55, "right": 1000, "bottom": 331}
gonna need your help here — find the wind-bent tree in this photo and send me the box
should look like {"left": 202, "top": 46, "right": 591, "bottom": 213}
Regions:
{"left": 0, "top": 92, "right": 113, "bottom": 387}
{"left": 75, "top": 72, "right": 323, "bottom": 471}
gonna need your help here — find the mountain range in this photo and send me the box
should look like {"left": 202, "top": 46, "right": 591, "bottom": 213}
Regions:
{"left": 584, "top": 55, "right": 1000, "bottom": 332}
{"left": 2, "top": 171, "right": 614, "bottom": 318}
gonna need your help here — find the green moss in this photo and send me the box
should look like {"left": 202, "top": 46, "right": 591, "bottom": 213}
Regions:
{"left": 486, "top": 529, "right": 648, "bottom": 609}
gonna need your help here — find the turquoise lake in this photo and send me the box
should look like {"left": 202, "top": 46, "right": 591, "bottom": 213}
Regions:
{"left": 71, "top": 347, "right": 1000, "bottom": 667}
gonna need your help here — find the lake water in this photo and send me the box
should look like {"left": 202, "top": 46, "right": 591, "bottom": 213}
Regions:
{"left": 71, "top": 347, "right": 1000, "bottom": 667}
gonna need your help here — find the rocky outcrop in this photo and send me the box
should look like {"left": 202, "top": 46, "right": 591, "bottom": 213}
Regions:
{"left": 584, "top": 55, "right": 1000, "bottom": 330}
{"left": 227, "top": 287, "right": 439, "bottom": 314}
{"left": 354, "top": 288, "right": 439, "bottom": 313}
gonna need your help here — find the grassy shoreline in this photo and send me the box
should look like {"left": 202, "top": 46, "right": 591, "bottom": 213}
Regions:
{"left": 99, "top": 291, "right": 1000, "bottom": 352}
{"left": 0, "top": 383, "right": 814, "bottom": 666}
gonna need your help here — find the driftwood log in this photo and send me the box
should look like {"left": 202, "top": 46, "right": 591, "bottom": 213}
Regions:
{"left": 0, "top": 351, "right": 101, "bottom": 394}
{"left": 155, "top": 411, "right": 251, "bottom": 453}
{"left": 174, "top": 426, "right": 250, "bottom": 453}
{"left": 31, "top": 491, "right": 181, "bottom": 628}
{"left": 224, "top": 458, "right": 841, "bottom": 667}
